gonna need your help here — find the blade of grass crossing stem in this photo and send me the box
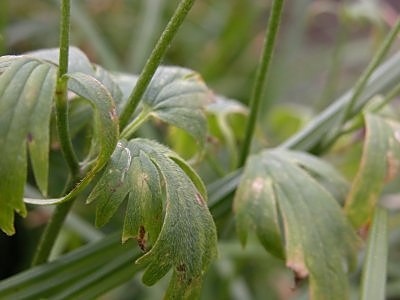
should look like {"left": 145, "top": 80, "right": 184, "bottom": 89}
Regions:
{"left": 238, "top": 0, "right": 284, "bottom": 167}
{"left": 119, "top": 0, "right": 196, "bottom": 129}
{"left": 360, "top": 207, "right": 388, "bottom": 300}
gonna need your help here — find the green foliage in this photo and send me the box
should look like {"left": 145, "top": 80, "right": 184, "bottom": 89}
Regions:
{"left": 360, "top": 207, "right": 388, "bottom": 300}
{"left": 2, "top": 1, "right": 400, "bottom": 299}
{"left": 234, "top": 149, "right": 359, "bottom": 299}
{"left": 0, "top": 56, "right": 57, "bottom": 235}
{"left": 88, "top": 138, "right": 217, "bottom": 298}
{"left": 345, "top": 114, "right": 400, "bottom": 228}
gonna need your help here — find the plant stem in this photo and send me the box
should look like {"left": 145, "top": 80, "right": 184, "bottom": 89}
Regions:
{"left": 119, "top": 0, "right": 196, "bottom": 129}
{"left": 31, "top": 201, "right": 74, "bottom": 266}
{"left": 238, "top": 0, "right": 284, "bottom": 167}
{"left": 321, "top": 19, "right": 400, "bottom": 149}
{"left": 120, "top": 107, "right": 150, "bottom": 139}
{"left": 32, "top": 0, "right": 77, "bottom": 266}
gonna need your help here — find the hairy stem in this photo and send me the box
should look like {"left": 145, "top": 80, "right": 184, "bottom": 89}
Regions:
{"left": 32, "top": 0, "right": 77, "bottom": 266}
{"left": 238, "top": 0, "right": 284, "bottom": 167}
{"left": 119, "top": 0, "right": 196, "bottom": 129}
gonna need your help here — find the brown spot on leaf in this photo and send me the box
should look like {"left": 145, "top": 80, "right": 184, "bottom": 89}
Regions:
{"left": 177, "top": 264, "right": 186, "bottom": 273}
{"left": 357, "top": 223, "right": 370, "bottom": 240}
{"left": 27, "top": 133, "right": 33, "bottom": 143}
{"left": 195, "top": 192, "right": 205, "bottom": 206}
{"left": 136, "top": 225, "right": 147, "bottom": 252}
{"left": 109, "top": 107, "right": 118, "bottom": 121}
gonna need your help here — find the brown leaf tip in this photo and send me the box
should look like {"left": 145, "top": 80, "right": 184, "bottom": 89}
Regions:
{"left": 287, "top": 261, "right": 309, "bottom": 289}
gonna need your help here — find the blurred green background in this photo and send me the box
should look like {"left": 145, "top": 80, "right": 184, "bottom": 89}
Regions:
{"left": 2, "top": 0, "right": 400, "bottom": 299}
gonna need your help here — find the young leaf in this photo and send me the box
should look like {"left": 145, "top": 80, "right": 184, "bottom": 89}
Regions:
{"left": 345, "top": 114, "right": 400, "bottom": 228}
{"left": 0, "top": 57, "right": 57, "bottom": 235}
{"left": 360, "top": 207, "right": 388, "bottom": 300}
{"left": 24, "top": 72, "right": 119, "bottom": 205}
{"left": 87, "top": 138, "right": 217, "bottom": 299}
{"left": 120, "top": 67, "right": 212, "bottom": 145}
{"left": 234, "top": 149, "right": 359, "bottom": 300}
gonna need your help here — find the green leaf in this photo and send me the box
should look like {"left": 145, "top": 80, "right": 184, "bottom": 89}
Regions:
{"left": 87, "top": 138, "right": 217, "bottom": 299}
{"left": 121, "top": 67, "right": 212, "bottom": 146}
{"left": 345, "top": 114, "right": 400, "bottom": 228}
{"left": 25, "top": 46, "right": 95, "bottom": 75}
{"left": 234, "top": 149, "right": 359, "bottom": 300}
{"left": 0, "top": 233, "right": 142, "bottom": 300}
{"left": 24, "top": 72, "right": 119, "bottom": 205}
{"left": 0, "top": 57, "right": 57, "bottom": 235}
{"left": 360, "top": 207, "right": 388, "bottom": 300}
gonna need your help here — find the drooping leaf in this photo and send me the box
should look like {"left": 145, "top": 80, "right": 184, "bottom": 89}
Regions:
{"left": 0, "top": 57, "right": 57, "bottom": 235}
{"left": 360, "top": 207, "right": 388, "bottom": 300}
{"left": 234, "top": 149, "right": 359, "bottom": 300}
{"left": 120, "top": 67, "right": 212, "bottom": 146}
{"left": 24, "top": 72, "right": 119, "bottom": 205}
{"left": 87, "top": 138, "right": 217, "bottom": 299}
{"left": 345, "top": 114, "right": 400, "bottom": 228}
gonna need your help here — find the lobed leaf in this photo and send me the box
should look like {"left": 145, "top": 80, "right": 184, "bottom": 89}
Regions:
{"left": 24, "top": 72, "right": 119, "bottom": 205}
{"left": 0, "top": 57, "right": 57, "bottom": 235}
{"left": 345, "top": 114, "right": 400, "bottom": 228}
{"left": 234, "top": 149, "right": 359, "bottom": 300}
{"left": 118, "top": 67, "right": 212, "bottom": 145}
{"left": 87, "top": 138, "right": 217, "bottom": 299}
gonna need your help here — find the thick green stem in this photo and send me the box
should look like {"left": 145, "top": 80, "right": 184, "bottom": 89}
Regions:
{"left": 120, "top": 107, "right": 151, "bottom": 139}
{"left": 32, "top": 0, "right": 77, "bottom": 266}
{"left": 238, "top": 0, "right": 284, "bottom": 167}
{"left": 119, "top": 0, "right": 196, "bottom": 129}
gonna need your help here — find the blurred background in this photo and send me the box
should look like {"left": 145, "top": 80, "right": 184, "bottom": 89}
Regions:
{"left": 1, "top": 0, "right": 400, "bottom": 299}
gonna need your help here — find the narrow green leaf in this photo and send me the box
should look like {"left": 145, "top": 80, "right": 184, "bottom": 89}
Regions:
{"left": 0, "top": 234, "right": 141, "bottom": 299}
{"left": 234, "top": 150, "right": 359, "bottom": 300}
{"left": 24, "top": 72, "right": 119, "bottom": 205}
{"left": 360, "top": 207, "right": 388, "bottom": 300}
{"left": 0, "top": 57, "right": 56, "bottom": 235}
{"left": 87, "top": 138, "right": 217, "bottom": 298}
{"left": 121, "top": 67, "right": 212, "bottom": 145}
{"left": 345, "top": 114, "right": 400, "bottom": 228}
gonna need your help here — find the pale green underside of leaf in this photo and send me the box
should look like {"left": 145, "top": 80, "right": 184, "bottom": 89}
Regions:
{"left": 234, "top": 149, "right": 358, "bottom": 300}
{"left": 360, "top": 206, "right": 388, "bottom": 300}
{"left": 115, "top": 67, "right": 211, "bottom": 145}
{"left": 0, "top": 57, "right": 57, "bottom": 235}
{"left": 24, "top": 72, "right": 119, "bottom": 206}
{"left": 345, "top": 114, "right": 400, "bottom": 228}
{"left": 87, "top": 138, "right": 217, "bottom": 299}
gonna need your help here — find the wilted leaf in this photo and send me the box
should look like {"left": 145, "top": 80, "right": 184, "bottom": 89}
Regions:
{"left": 345, "top": 114, "right": 400, "bottom": 228}
{"left": 120, "top": 67, "right": 212, "bottom": 146}
{"left": 0, "top": 57, "right": 57, "bottom": 235}
{"left": 87, "top": 138, "right": 217, "bottom": 299}
{"left": 234, "top": 149, "right": 358, "bottom": 300}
